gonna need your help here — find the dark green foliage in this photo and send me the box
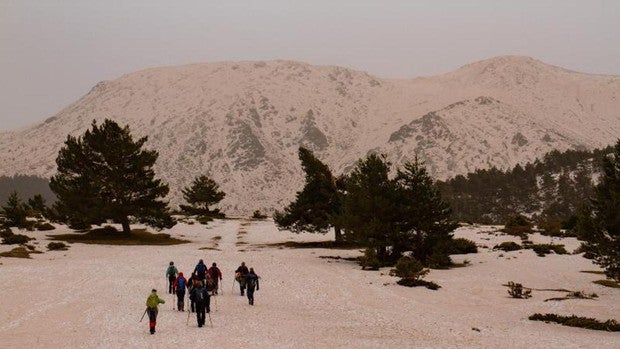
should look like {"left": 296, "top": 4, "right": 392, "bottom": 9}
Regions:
{"left": 36, "top": 222, "right": 55, "bottom": 231}
{"left": 1, "top": 232, "right": 32, "bottom": 245}
{"left": 49, "top": 226, "right": 188, "bottom": 245}
{"left": 506, "top": 281, "right": 532, "bottom": 298}
{"left": 440, "top": 238, "right": 478, "bottom": 254}
{"left": 439, "top": 146, "right": 608, "bottom": 224}
{"left": 494, "top": 241, "right": 522, "bottom": 251}
{"left": 526, "top": 244, "right": 568, "bottom": 257}
{"left": 504, "top": 214, "right": 533, "bottom": 236}
{"left": 537, "top": 219, "right": 562, "bottom": 236}
{"left": 274, "top": 147, "right": 343, "bottom": 241}
{"left": 340, "top": 155, "right": 457, "bottom": 265}
{"left": 584, "top": 139, "right": 620, "bottom": 281}
{"left": 27, "top": 194, "right": 48, "bottom": 218}
{"left": 181, "top": 175, "right": 226, "bottom": 217}
{"left": 47, "top": 242, "right": 69, "bottom": 251}
{"left": 0, "top": 246, "right": 32, "bottom": 258}
{"left": 396, "top": 278, "right": 440, "bottom": 290}
{"left": 390, "top": 256, "right": 424, "bottom": 278}
{"left": 360, "top": 248, "right": 381, "bottom": 270}
{"left": 1, "top": 191, "right": 27, "bottom": 228}
{"left": 50, "top": 119, "right": 174, "bottom": 234}
{"left": 529, "top": 313, "right": 620, "bottom": 331}
{"left": 0, "top": 227, "right": 11, "bottom": 238}
{"left": 0, "top": 175, "right": 56, "bottom": 208}
{"left": 391, "top": 256, "right": 439, "bottom": 289}
{"left": 426, "top": 251, "right": 452, "bottom": 269}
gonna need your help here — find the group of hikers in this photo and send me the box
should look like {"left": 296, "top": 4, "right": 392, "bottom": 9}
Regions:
{"left": 144, "top": 260, "right": 260, "bottom": 334}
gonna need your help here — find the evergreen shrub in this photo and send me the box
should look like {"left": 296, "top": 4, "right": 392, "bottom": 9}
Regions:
{"left": 360, "top": 248, "right": 380, "bottom": 270}
{"left": 529, "top": 313, "right": 620, "bottom": 331}
{"left": 494, "top": 241, "right": 522, "bottom": 251}
{"left": 506, "top": 281, "right": 532, "bottom": 298}
{"left": 442, "top": 238, "right": 478, "bottom": 254}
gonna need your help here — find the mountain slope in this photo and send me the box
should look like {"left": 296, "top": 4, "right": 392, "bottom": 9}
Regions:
{"left": 1, "top": 56, "right": 618, "bottom": 213}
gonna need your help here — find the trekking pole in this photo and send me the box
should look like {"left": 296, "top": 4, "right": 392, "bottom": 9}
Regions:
{"left": 208, "top": 312, "right": 213, "bottom": 328}
{"left": 214, "top": 293, "right": 218, "bottom": 312}
{"left": 220, "top": 281, "right": 224, "bottom": 296}
{"left": 231, "top": 278, "right": 235, "bottom": 293}
{"left": 186, "top": 309, "right": 191, "bottom": 326}
{"left": 139, "top": 308, "right": 147, "bottom": 322}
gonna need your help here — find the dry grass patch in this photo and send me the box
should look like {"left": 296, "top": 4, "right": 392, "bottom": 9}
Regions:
{"left": 199, "top": 246, "right": 221, "bottom": 251}
{"left": 254, "top": 240, "right": 362, "bottom": 249}
{"left": 580, "top": 270, "right": 606, "bottom": 275}
{"left": 49, "top": 226, "right": 189, "bottom": 246}
{"left": 0, "top": 246, "right": 42, "bottom": 258}
{"left": 593, "top": 279, "right": 620, "bottom": 288}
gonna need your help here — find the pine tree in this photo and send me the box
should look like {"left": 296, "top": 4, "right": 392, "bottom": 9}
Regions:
{"left": 339, "top": 155, "right": 457, "bottom": 264}
{"left": 180, "top": 175, "right": 225, "bottom": 217}
{"left": 274, "top": 147, "right": 343, "bottom": 241}
{"left": 588, "top": 139, "right": 620, "bottom": 281}
{"left": 1, "top": 191, "right": 27, "bottom": 227}
{"left": 338, "top": 153, "right": 398, "bottom": 260}
{"left": 393, "top": 160, "right": 458, "bottom": 263}
{"left": 27, "top": 194, "right": 47, "bottom": 218}
{"left": 50, "top": 119, "right": 174, "bottom": 234}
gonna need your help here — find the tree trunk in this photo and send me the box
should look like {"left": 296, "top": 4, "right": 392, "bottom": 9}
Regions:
{"left": 334, "top": 226, "right": 343, "bottom": 243}
{"left": 121, "top": 216, "right": 131, "bottom": 235}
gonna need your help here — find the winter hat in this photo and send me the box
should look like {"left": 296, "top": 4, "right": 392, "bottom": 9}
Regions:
{"left": 169, "top": 261, "right": 174, "bottom": 265}
{"left": 179, "top": 272, "right": 184, "bottom": 277}
{"left": 152, "top": 289, "right": 157, "bottom": 293}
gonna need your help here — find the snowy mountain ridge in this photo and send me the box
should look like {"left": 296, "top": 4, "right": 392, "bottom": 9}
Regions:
{"left": 1, "top": 56, "right": 619, "bottom": 214}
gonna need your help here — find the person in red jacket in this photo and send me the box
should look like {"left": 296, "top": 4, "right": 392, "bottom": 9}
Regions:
{"left": 208, "top": 262, "right": 223, "bottom": 294}
{"left": 173, "top": 272, "right": 187, "bottom": 311}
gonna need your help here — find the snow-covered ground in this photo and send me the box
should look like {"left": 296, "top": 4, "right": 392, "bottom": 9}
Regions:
{"left": 0, "top": 220, "right": 618, "bottom": 348}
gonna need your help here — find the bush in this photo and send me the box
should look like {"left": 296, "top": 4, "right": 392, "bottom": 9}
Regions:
{"left": 36, "top": 222, "right": 56, "bottom": 231}
{"left": 504, "top": 214, "right": 533, "bottom": 236}
{"left": 397, "top": 278, "right": 440, "bottom": 290}
{"left": 426, "top": 252, "right": 452, "bottom": 269}
{"left": 360, "top": 248, "right": 381, "bottom": 270}
{"left": 0, "top": 227, "right": 12, "bottom": 239}
{"left": 506, "top": 281, "right": 532, "bottom": 298}
{"left": 538, "top": 219, "right": 562, "bottom": 237}
{"left": 252, "top": 210, "right": 267, "bottom": 219}
{"left": 47, "top": 242, "right": 69, "bottom": 251}
{"left": 0, "top": 246, "right": 32, "bottom": 258}
{"left": 2, "top": 233, "right": 33, "bottom": 245}
{"left": 390, "top": 257, "right": 424, "bottom": 278}
{"left": 494, "top": 241, "right": 522, "bottom": 251}
{"left": 529, "top": 313, "right": 620, "bottom": 331}
{"left": 442, "top": 238, "right": 478, "bottom": 254}
{"left": 527, "top": 244, "right": 567, "bottom": 257}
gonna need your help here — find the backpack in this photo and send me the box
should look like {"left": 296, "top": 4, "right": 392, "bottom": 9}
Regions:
{"left": 196, "top": 264, "right": 206, "bottom": 275}
{"left": 177, "top": 278, "right": 186, "bottom": 291}
{"left": 195, "top": 288, "right": 205, "bottom": 302}
{"left": 205, "top": 275, "right": 216, "bottom": 292}
{"left": 247, "top": 276, "right": 256, "bottom": 288}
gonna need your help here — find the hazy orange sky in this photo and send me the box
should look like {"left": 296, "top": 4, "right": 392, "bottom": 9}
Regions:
{"left": 1, "top": 0, "right": 618, "bottom": 131}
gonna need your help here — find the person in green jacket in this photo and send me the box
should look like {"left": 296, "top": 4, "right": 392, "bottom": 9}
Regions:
{"left": 165, "top": 261, "right": 178, "bottom": 294}
{"left": 146, "top": 289, "right": 165, "bottom": 334}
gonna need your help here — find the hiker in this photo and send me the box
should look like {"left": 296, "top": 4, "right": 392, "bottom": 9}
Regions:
{"left": 235, "top": 262, "right": 249, "bottom": 296}
{"left": 145, "top": 289, "right": 165, "bottom": 334}
{"left": 246, "top": 268, "right": 260, "bottom": 305}
{"left": 187, "top": 272, "right": 197, "bottom": 313}
{"left": 193, "top": 259, "right": 207, "bottom": 282}
{"left": 189, "top": 281, "right": 211, "bottom": 328}
{"left": 208, "top": 262, "right": 223, "bottom": 294}
{"left": 174, "top": 272, "right": 187, "bottom": 311}
{"left": 165, "top": 261, "right": 178, "bottom": 294}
